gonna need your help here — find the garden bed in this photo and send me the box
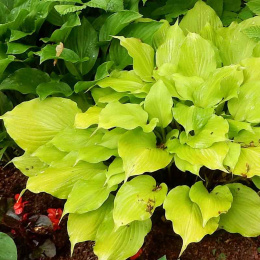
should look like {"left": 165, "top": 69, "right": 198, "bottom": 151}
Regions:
{"left": 1, "top": 163, "right": 259, "bottom": 260}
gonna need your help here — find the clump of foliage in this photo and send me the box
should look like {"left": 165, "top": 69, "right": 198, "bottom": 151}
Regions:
{"left": 1, "top": 0, "right": 260, "bottom": 259}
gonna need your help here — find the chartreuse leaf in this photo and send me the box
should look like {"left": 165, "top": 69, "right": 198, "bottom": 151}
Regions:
{"left": 234, "top": 127, "right": 260, "bottom": 146}
{"left": 78, "top": 145, "right": 116, "bottom": 164}
{"left": 219, "top": 183, "right": 260, "bottom": 237}
{"left": 164, "top": 186, "right": 219, "bottom": 256}
{"left": 152, "top": 20, "right": 170, "bottom": 49}
{"left": 232, "top": 147, "right": 260, "bottom": 178}
{"left": 98, "top": 101, "right": 158, "bottom": 133}
{"left": 0, "top": 232, "right": 17, "bottom": 260}
{"left": 193, "top": 65, "right": 244, "bottom": 108}
{"left": 172, "top": 103, "right": 214, "bottom": 135}
{"left": 36, "top": 82, "right": 73, "bottom": 100}
{"left": 178, "top": 33, "right": 217, "bottom": 79}
{"left": 179, "top": 0, "right": 222, "bottom": 34}
{"left": 223, "top": 142, "right": 241, "bottom": 172}
{"left": 118, "top": 128, "right": 172, "bottom": 180}
{"left": 240, "top": 58, "right": 260, "bottom": 83}
{"left": 179, "top": 115, "right": 229, "bottom": 149}
{"left": 94, "top": 212, "right": 151, "bottom": 260}
{"left": 33, "top": 143, "right": 67, "bottom": 165}
{"left": 100, "top": 128, "right": 126, "bottom": 149}
{"left": 27, "top": 161, "right": 107, "bottom": 199}
{"left": 50, "top": 128, "right": 102, "bottom": 152}
{"left": 167, "top": 139, "right": 229, "bottom": 172}
{"left": 68, "top": 196, "right": 114, "bottom": 253}
{"left": 174, "top": 155, "right": 201, "bottom": 176}
{"left": 189, "top": 181, "right": 233, "bottom": 227}
{"left": 228, "top": 81, "right": 260, "bottom": 124}
{"left": 0, "top": 68, "right": 50, "bottom": 94}
{"left": 115, "top": 36, "right": 154, "bottom": 82}
{"left": 97, "top": 70, "right": 146, "bottom": 93}
{"left": 227, "top": 119, "right": 253, "bottom": 139}
{"left": 0, "top": 98, "right": 80, "bottom": 153}
{"left": 106, "top": 157, "right": 123, "bottom": 179}
{"left": 74, "top": 107, "right": 102, "bottom": 129}
{"left": 169, "top": 74, "right": 204, "bottom": 101}
{"left": 64, "top": 175, "right": 117, "bottom": 215}
{"left": 144, "top": 80, "right": 173, "bottom": 128}
{"left": 217, "top": 17, "right": 260, "bottom": 65}
{"left": 156, "top": 21, "right": 185, "bottom": 68}
{"left": 114, "top": 175, "right": 167, "bottom": 228}
{"left": 12, "top": 153, "right": 47, "bottom": 177}
{"left": 99, "top": 11, "right": 142, "bottom": 41}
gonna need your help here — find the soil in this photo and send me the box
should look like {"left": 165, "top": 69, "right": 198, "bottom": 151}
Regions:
{"left": 0, "top": 163, "right": 259, "bottom": 260}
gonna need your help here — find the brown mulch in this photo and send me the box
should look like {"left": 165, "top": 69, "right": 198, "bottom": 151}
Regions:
{"left": 0, "top": 163, "right": 259, "bottom": 260}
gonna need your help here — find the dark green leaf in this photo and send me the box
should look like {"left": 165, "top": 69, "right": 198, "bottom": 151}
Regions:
{"left": 99, "top": 11, "right": 142, "bottom": 41}
{"left": 0, "top": 68, "right": 50, "bottom": 94}
{"left": 36, "top": 82, "right": 73, "bottom": 100}
{"left": 7, "top": 43, "right": 34, "bottom": 54}
{"left": 65, "top": 18, "right": 99, "bottom": 76}
{"left": 0, "top": 232, "right": 17, "bottom": 260}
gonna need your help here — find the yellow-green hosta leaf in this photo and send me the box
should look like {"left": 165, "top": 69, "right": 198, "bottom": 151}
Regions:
{"left": 98, "top": 101, "right": 157, "bottom": 133}
{"left": 189, "top": 181, "right": 233, "bottom": 227}
{"left": 234, "top": 127, "right": 260, "bottom": 147}
{"left": 170, "top": 74, "right": 204, "bottom": 101}
{"left": 167, "top": 139, "right": 229, "bottom": 172}
{"left": 152, "top": 19, "right": 170, "bottom": 49}
{"left": 94, "top": 212, "right": 152, "bottom": 260}
{"left": 233, "top": 147, "right": 260, "bottom": 178}
{"left": 178, "top": 33, "right": 217, "bottom": 79}
{"left": 240, "top": 57, "right": 260, "bottom": 83}
{"left": 106, "top": 157, "right": 124, "bottom": 179}
{"left": 114, "top": 36, "right": 154, "bottom": 82}
{"left": 227, "top": 119, "right": 253, "bottom": 139}
{"left": 172, "top": 103, "right": 214, "bottom": 135}
{"left": 163, "top": 186, "right": 219, "bottom": 256}
{"left": 97, "top": 70, "right": 146, "bottom": 93}
{"left": 156, "top": 21, "right": 185, "bottom": 68}
{"left": 50, "top": 128, "right": 103, "bottom": 153}
{"left": 64, "top": 176, "right": 117, "bottom": 215}
{"left": 174, "top": 155, "right": 201, "bottom": 176}
{"left": 144, "top": 80, "right": 173, "bottom": 128}
{"left": 179, "top": 0, "right": 222, "bottom": 34}
{"left": 33, "top": 143, "right": 67, "bottom": 166}
{"left": 106, "top": 173, "right": 125, "bottom": 188}
{"left": 118, "top": 129, "right": 173, "bottom": 180}
{"left": 78, "top": 145, "right": 117, "bottom": 164}
{"left": 219, "top": 183, "right": 260, "bottom": 237}
{"left": 217, "top": 17, "right": 260, "bottom": 65}
{"left": 193, "top": 65, "right": 244, "bottom": 108}
{"left": 223, "top": 142, "right": 241, "bottom": 172}
{"left": 113, "top": 175, "right": 167, "bottom": 227}
{"left": 0, "top": 98, "right": 80, "bottom": 153}
{"left": 27, "top": 161, "right": 107, "bottom": 199}
{"left": 12, "top": 153, "right": 47, "bottom": 177}
{"left": 100, "top": 128, "right": 126, "bottom": 149}
{"left": 228, "top": 81, "right": 260, "bottom": 123}
{"left": 180, "top": 115, "right": 229, "bottom": 149}
{"left": 68, "top": 196, "right": 114, "bottom": 253}
{"left": 74, "top": 107, "right": 102, "bottom": 129}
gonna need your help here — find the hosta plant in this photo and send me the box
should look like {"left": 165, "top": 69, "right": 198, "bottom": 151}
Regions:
{"left": 1, "top": 1, "right": 260, "bottom": 259}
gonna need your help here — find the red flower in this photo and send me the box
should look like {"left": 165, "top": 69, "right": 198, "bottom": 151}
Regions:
{"left": 130, "top": 248, "right": 143, "bottom": 260}
{"left": 47, "top": 208, "right": 63, "bottom": 231}
{"left": 13, "top": 194, "right": 28, "bottom": 215}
